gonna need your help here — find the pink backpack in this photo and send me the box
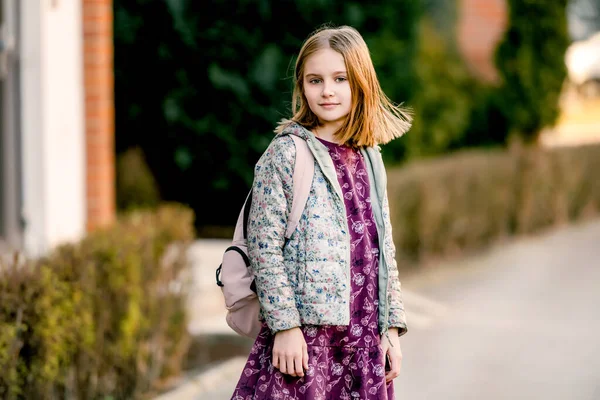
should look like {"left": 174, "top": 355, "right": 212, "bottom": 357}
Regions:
{"left": 215, "top": 135, "right": 314, "bottom": 338}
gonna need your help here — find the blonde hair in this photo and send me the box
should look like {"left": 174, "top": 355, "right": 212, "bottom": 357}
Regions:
{"left": 275, "top": 24, "right": 412, "bottom": 148}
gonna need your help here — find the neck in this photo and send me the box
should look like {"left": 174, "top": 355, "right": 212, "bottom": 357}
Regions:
{"left": 313, "top": 123, "right": 342, "bottom": 144}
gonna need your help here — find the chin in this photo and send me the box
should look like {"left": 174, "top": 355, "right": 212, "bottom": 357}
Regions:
{"left": 316, "top": 114, "right": 348, "bottom": 124}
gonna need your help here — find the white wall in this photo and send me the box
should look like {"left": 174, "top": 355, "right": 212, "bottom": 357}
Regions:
{"left": 20, "top": 1, "right": 85, "bottom": 257}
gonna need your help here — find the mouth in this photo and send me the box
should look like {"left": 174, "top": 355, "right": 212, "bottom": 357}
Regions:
{"left": 320, "top": 103, "right": 339, "bottom": 107}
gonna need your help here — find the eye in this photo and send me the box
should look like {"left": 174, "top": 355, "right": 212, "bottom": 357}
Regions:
{"left": 309, "top": 78, "right": 322, "bottom": 84}
{"left": 335, "top": 76, "right": 348, "bottom": 82}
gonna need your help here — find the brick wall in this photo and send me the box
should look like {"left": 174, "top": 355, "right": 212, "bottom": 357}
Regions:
{"left": 457, "top": 0, "right": 508, "bottom": 82}
{"left": 82, "top": 0, "right": 115, "bottom": 231}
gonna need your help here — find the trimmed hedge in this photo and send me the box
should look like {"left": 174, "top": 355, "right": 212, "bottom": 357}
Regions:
{"left": 387, "top": 143, "right": 600, "bottom": 268}
{"left": 0, "top": 203, "right": 195, "bottom": 400}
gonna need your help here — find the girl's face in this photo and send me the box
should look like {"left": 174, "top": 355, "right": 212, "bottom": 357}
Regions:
{"left": 302, "top": 48, "right": 352, "bottom": 131}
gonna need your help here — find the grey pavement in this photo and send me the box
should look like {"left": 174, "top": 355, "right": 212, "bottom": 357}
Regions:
{"left": 155, "top": 218, "right": 600, "bottom": 400}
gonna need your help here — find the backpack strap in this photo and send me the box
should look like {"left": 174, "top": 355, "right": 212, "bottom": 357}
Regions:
{"left": 241, "top": 135, "right": 314, "bottom": 241}
{"left": 286, "top": 135, "right": 314, "bottom": 240}
{"left": 242, "top": 189, "right": 252, "bottom": 240}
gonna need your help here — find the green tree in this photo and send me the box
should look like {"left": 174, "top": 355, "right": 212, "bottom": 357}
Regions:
{"left": 494, "top": 0, "right": 570, "bottom": 142}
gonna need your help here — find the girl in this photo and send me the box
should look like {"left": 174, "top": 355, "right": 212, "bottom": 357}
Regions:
{"left": 231, "top": 24, "right": 411, "bottom": 400}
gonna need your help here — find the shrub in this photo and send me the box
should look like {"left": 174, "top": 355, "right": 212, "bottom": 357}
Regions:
{"left": 0, "top": 256, "right": 90, "bottom": 399}
{"left": 116, "top": 147, "right": 161, "bottom": 211}
{"left": 0, "top": 203, "right": 195, "bottom": 399}
{"left": 386, "top": 143, "right": 600, "bottom": 268}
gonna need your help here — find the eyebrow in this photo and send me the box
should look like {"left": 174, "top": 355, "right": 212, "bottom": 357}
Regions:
{"left": 305, "top": 71, "right": 347, "bottom": 78}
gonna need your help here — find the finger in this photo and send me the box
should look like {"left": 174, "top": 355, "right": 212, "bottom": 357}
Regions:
{"left": 295, "top": 355, "right": 304, "bottom": 377}
{"left": 303, "top": 346, "right": 309, "bottom": 371}
{"left": 384, "top": 354, "right": 392, "bottom": 382}
{"left": 272, "top": 351, "right": 280, "bottom": 370}
{"left": 385, "top": 367, "right": 400, "bottom": 382}
{"left": 385, "top": 354, "right": 402, "bottom": 382}
{"left": 279, "top": 354, "right": 288, "bottom": 375}
{"left": 287, "top": 355, "right": 297, "bottom": 377}
{"left": 385, "top": 366, "right": 398, "bottom": 382}
{"left": 385, "top": 365, "right": 398, "bottom": 382}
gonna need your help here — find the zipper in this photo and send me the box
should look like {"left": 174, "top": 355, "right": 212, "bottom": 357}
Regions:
{"left": 307, "top": 135, "right": 351, "bottom": 323}
{"left": 339, "top": 193, "right": 351, "bottom": 324}
{"left": 345, "top": 225, "right": 351, "bottom": 324}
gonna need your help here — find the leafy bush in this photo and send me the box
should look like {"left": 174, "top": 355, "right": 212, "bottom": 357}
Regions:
{"left": 0, "top": 203, "right": 195, "bottom": 399}
{"left": 116, "top": 147, "right": 161, "bottom": 211}
{"left": 386, "top": 143, "right": 600, "bottom": 268}
{"left": 0, "top": 256, "right": 90, "bottom": 399}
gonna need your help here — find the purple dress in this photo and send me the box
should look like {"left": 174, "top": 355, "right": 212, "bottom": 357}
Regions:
{"left": 231, "top": 138, "right": 394, "bottom": 400}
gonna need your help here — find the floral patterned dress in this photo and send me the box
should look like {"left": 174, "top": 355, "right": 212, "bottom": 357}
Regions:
{"left": 231, "top": 137, "right": 394, "bottom": 400}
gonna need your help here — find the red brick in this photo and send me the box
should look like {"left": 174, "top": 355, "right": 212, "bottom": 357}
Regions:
{"left": 457, "top": 0, "right": 508, "bottom": 82}
{"left": 83, "top": 0, "right": 115, "bottom": 232}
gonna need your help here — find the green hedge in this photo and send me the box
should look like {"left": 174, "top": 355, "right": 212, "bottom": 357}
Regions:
{"left": 387, "top": 143, "right": 600, "bottom": 268}
{"left": 0, "top": 203, "right": 195, "bottom": 400}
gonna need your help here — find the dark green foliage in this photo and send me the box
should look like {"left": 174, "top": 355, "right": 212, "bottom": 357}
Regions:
{"left": 114, "top": 0, "right": 573, "bottom": 232}
{"left": 459, "top": 85, "right": 511, "bottom": 149}
{"left": 113, "top": 0, "right": 419, "bottom": 230}
{"left": 494, "top": 0, "right": 570, "bottom": 142}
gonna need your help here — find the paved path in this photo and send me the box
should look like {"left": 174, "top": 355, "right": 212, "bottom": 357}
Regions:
{"left": 394, "top": 218, "right": 600, "bottom": 400}
{"left": 156, "top": 218, "right": 600, "bottom": 400}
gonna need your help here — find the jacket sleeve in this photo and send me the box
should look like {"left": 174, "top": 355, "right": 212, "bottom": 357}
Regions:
{"left": 382, "top": 186, "right": 408, "bottom": 337}
{"left": 247, "top": 136, "right": 302, "bottom": 334}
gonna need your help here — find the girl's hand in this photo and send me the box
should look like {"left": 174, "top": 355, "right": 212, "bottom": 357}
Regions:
{"left": 381, "top": 328, "right": 403, "bottom": 382}
{"left": 272, "top": 327, "right": 309, "bottom": 378}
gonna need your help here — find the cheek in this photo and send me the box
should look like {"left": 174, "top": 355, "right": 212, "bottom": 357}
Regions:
{"left": 341, "top": 85, "right": 352, "bottom": 101}
{"left": 303, "top": 87, "right": 318, "bottom": 102}
{"left": 304, "top": 92, "right": 321, "bottom": 111}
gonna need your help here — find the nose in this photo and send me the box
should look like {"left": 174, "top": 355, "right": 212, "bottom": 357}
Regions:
{"left": 321, "top": 82, "right": 334, "bottom": 97}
